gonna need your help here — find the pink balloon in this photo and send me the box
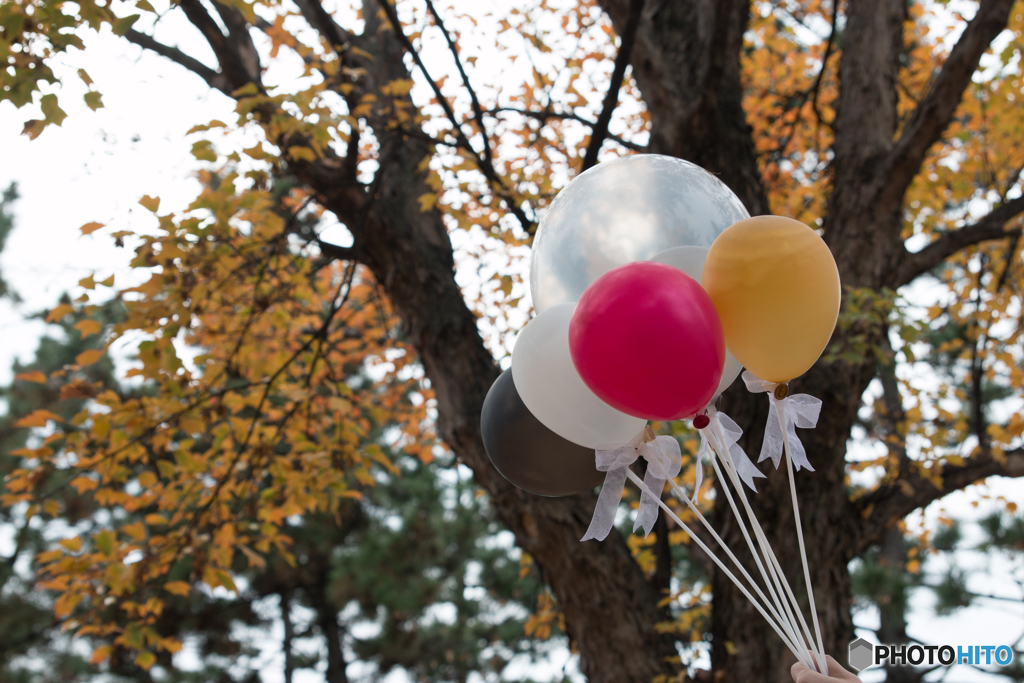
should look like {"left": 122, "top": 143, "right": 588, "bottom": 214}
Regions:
{"left": 568, "top": 261, "right": 725, "bottom": 421}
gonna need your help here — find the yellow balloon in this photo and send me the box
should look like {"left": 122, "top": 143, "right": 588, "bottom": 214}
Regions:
{"left": 703, "top": 216, "right": 840, "bottom": 383}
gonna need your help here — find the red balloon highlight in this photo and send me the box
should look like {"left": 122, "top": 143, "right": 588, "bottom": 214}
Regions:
{"left": 568, "top": 261, "right": 726, "bottom": 421}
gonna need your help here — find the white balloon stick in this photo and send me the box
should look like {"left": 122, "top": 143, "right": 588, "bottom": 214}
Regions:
{"left": 776, "top": 400, "right": 829, "bottom": 674}
{"left": 623, "top": 469, "right": 812, "bottom": 667}
{"left": 708, "top": 417, "right": 824, "bottom": 673}
{"left": 663, "top": 480, "right": 808, "bottom": 662}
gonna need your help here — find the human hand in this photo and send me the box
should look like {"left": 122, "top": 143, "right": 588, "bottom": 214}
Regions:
{"left": 791, "top": 655, "right": 861, "bottom": 683}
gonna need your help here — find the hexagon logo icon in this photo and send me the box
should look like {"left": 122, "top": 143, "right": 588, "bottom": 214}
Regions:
{"left": 848, "top": 638, "right": 874, "bottom": 671}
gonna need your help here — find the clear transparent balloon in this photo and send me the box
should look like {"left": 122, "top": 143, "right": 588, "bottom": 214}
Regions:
{"left": 530, "top": 155, "right": 750, "bottom": 313}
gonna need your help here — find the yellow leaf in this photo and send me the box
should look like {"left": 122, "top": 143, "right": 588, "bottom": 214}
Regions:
{"left": 139, "top": 195, "right": 161, "bottom": 212}
{"left": 74, "top": 319, "right": 103, "bottom": 338}
{"left": 134, "top": 651, "right": 157, "bottom": 670}
{"left": 164, "top": 581, "right": 192, "bottom": 596}
{"left": 94, "top": 529, "right": 115, "bottom": 556}
{"left": 15, "top": 410, "right": 64, "bottom": 428}
{"left": 123, "top": 521, "right": 147, "bottom": 541}
{"left": 59, "top": 537, "right": 82, "bottom": 552}
{"left": 15, "top": 371, "right": 48, "bottom": 384}
{"left": 287, "top": 146, "right": 317, "bottom": 162}
{"left": 76, "top": 349, "right": 105, "bottom": 366}
{"left": 418, "top": 192, "right": 438, "bottom": 212}
{"left": 80, "top": 221, "right": 105, "bottom": 235}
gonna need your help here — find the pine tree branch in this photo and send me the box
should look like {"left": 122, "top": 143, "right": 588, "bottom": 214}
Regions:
{"left": 581, "top": 0, "right": 644, "bottom": 172}
{"left": 893, "top": 195, "right": 1024, "bottom": 286}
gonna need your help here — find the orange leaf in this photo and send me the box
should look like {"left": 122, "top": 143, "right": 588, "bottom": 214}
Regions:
{"left": 70, "top": 476, "right": 99, "bottom": 493}
{"left": 90, "top": 645, "right": 113, "bottom": 665}
{"left": 80, "top": 221, "right": 105, "bottom": 235}
{"left": 15, "top": 410, "right": 64, "bottom": 428}
{"left": 15, "top": 371, "right": 48, "bottom": 384}
{"left": 75, "top": 349, "right": 104, "bottom": 366}
{"left": 74, "top": 319, "right": 103, "bottom": 338}
{"left": 46, "top": 304, "right": 74, "bottom": 323}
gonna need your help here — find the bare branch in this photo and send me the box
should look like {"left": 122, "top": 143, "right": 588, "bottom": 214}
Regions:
{"left": 425, "top": 0, "right": 492, "bottom": 168}
{"left": 854, "top": 447, "right": 1024, "bottom": 554}
{"left": 376, "top": 0, "right": 535, "bottom": 233}
{"left": 883, "top": 0, "right": 1016, "bottom": 203}
{"left": 892, "top": 194, "right": 1024, "bottom": 286}
{"left": 124, "top": 29, "right": 228, "bottom": 93}
{"left": 581, "top": 0, "right": 644, "bottom": 172}
{"left": 488, "top": 107, "right": 648, "bottom": 152}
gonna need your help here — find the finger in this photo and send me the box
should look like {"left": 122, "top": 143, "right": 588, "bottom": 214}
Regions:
{"left": 790, "top": 662, "right": 834, "bottom": 683}
{"left": 825, "top": 655, "right": 861, "bottom": 682}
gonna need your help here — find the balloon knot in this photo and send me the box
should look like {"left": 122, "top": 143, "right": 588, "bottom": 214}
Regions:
{"left": 773, "top": 383, "right": 790, "bottom": 400}
{"left": 693, "top": 414, "right": 710, "bottom": 429}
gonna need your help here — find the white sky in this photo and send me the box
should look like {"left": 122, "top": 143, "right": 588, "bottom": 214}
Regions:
{"left": 1, "top": 2, "right": 1023, "bottom": 682}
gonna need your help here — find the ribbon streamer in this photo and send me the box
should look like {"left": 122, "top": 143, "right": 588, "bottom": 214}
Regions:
{"left": 706, "top": 407, "right": 766, "bottom": 493}
{"left": 582, "top": 434, "right": 681, "bottom": 542}
{"left": 742, "top": 371, "right": 821, "bottom": 472}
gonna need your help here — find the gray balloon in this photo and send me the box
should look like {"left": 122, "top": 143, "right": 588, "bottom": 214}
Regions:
{"left": 481, "top": 369, "right": 604, "bottom": 497}
{"left": 530, "top": 155, "right": 750, "bottom": 313}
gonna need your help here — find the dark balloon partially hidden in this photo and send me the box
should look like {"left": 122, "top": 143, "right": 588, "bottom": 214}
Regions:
{"left": 481, "top": 369, "right": 604, "bottom": 497}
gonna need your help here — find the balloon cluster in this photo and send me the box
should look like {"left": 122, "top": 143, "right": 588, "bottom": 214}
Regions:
{"left": 482, "top": 155, "right": 840, "bottom": 497}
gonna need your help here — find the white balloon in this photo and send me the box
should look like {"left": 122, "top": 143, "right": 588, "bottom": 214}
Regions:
{"left": 511, "top": 304, "right": 647, "bottom": 449}
{"left": 650, "top": 246, "right": 743, "bottom": 406}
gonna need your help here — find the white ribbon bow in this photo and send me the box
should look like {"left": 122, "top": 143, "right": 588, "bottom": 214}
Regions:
{"left": 701, "top": 407, "right": 767, "bottom": 493}
{"left": 742, "top": 371, "right": 821, "bottom": 472}
{"left": 581, "top": 434, "right": 681, "bottom": 542}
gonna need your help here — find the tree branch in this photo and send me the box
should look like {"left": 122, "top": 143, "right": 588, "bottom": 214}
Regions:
{"left": 892, "top": 194, "right": 1024, "bottom": 286}
{"left": 292, "top": 0, "right": 355, "bottom": 53}
{"left": 124, "top": 29, "right": 228, "bottom": 93}
{"left": 376, "top": 0, "right": 535, "bottom": 233}
{"left": 581, "top": 0, "right": 644, "bottom": 172}
{"left": 883, "top": 0, "right": 1016, "bottom": 203}
{"left": 425, "top": 0, "right": 492, "bottom": 169}
{"left": 854, "top": 447, "right": 1024, "bottom": 555}
{"left": 177, "top": 0, "right": 262, "bottom": 92}
{"left": 488, "top": 107, "right": 648, "bottom": 152}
